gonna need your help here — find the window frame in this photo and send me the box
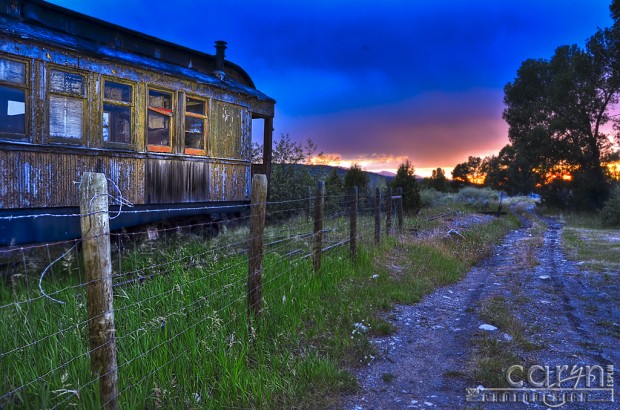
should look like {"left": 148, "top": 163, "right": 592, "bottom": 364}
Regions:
{"left": 101, "top": 77, "right": 134, "bottom": 149}
{"left": 146, "top": 86, "right": 175, "bottom": 153}
{"left": 184, "top": 95, "right": 208, "bottom": 156}
{"left": 46, "top": 66, "right": 88, "bottom": 145}
{"left": 0, "top": 54, "right": 29, "bottom": 141}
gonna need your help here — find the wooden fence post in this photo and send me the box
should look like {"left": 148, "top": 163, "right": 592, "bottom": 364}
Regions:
{"left": 248, "top": 174, "right": 268, "bottom": 318}
{"left": 313, "top": 180, "right": 325, "bottom": 272}
{"left": 79, "top": 172, "right": 118, "bottom": 410}
{"left": 374, "top": 187, "right": 381, "bottom": 245}
{"left": 397, "top": 187, "right": 404, "bottom": 232}
{"left": 306, "top": 186, "right": 312, "bottom": 223}
{"left": 386, "top": 187, "right": 393, "bottom": 236}
{"left": 350, "top": 186, "right": 358, "bottom": 259}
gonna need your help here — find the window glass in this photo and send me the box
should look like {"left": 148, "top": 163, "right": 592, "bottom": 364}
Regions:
{"left": 147, "top": 110, "right": 171, "bottom": 146}
{"left": 186, "top": 98, "right": 205, "bottom": 115}
{"left": 185, "top": 116, "right": 204, "bottom": 150}
{"left": 103, "top": 104, "right": 131, "bottom": 144}
{"left": 104, "top": 81, "right": 131, "bottom": 103}
{"left": 148, "top": 90, "right": 172, "bottom": 109}
{"left": 103, "top": 81, "right": 133, "bottom": 145}
{"left": 0, "top": 85, "right": 25, "bottom": 134}
{"left": 147, "top": 89, "right": 173, "bottom": 150}
{"left": 49, "top": 95, "right": 83, "bottom": 139}
{"left": 184, "top": 97, "right": 206, "bottom": 154}
{"left": 0, "top": 58, "right": 26, "bottom": 85}
{"left": 50, "top": 70, "right": 85, "bottom": 95}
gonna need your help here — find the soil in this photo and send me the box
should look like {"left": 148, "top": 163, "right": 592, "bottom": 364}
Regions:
{"left": 341, "top": 210, "right": 619, "bottom": 409}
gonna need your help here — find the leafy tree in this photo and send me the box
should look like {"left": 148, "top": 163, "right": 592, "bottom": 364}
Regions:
{"left": 391, "top": 160, "right": 421, "bottom": 214}
{"left": 344, "top": 163, "right": 369, "bottom": 192}
{"left": 325, "top": 168, "right": 344, "bottom": 214}
{"left": 612, "top": 0, "right": 620, "bottom": 23}
{"left": 482, "top": 145, "right": 535, "bottom": 195}
{"left": 260, "top": 134, "right": 318, "bottom": 221}
{"left": 428, "top": 167, "right": 449, "bottom": 192}
{"left": 503, "top": 26, "right": 620, "bottom": 208}
{"left": 601, "top": 185, "right": 620, "bottom": 226}
{"left": 451, "top": 156, "right": 484, "bottom": 185}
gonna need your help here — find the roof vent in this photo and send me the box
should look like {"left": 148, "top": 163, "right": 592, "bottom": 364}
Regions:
{"left": 214, "top": 40, "right": 227, "bottom": 80}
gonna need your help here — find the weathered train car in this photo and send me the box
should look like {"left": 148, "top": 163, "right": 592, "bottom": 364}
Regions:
{"left": 0, "top": 0, "right": 275, "bottom": 245}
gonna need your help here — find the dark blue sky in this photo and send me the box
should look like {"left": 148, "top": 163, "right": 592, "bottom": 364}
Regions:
{"left": 49, "top": 0, "right": 613, "bottom": 175}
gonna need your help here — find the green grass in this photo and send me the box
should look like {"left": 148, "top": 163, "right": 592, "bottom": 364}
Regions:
{"left": 472, "top": 296, "right": 541, "bottom": 388}
{"left": 561, "top": 213, "right": 620, "bottom": 272}
{"left": 1, "top": 209, "right": 519, "bottom": 408}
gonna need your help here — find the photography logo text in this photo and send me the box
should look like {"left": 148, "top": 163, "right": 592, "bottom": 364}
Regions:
{"left": 466, "top": 364, "right": 614, "bottom": 407}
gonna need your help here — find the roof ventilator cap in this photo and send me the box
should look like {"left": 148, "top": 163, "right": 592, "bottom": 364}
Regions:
{"left": 214, "top": 40, "right": 227, "bottom": 80}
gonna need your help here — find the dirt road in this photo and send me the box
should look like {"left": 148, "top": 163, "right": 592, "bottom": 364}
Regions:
{"left": 343, "top": 212, "right": 619, "bottom": 409}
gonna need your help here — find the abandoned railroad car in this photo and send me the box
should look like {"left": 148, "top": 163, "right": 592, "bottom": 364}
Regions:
{"left": 0, "top": 0, "right": 275, "bottom": 245}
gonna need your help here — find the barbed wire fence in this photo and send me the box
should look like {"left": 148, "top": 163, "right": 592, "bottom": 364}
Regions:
{"left": 0, "top": 172, "right": 406, "bottom": 409}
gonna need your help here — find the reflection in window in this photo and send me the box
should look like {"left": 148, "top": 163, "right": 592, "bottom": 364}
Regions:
{"left": 147, "top": 89, "right": 173, "bottom": 152}
{"left": 0, "top": 85, "right": 25, "bottom": 134}
{"left": 48, "top": 70, "right": 85, "bottom": 140}
{"left": 103, "top": 81, "right": 132, "bottom": 144}
{"left": 0, "top": 57, "right": 27, "bottom": 136}
{"left": 184, "top": 97, "right": 207, "bottom": 154}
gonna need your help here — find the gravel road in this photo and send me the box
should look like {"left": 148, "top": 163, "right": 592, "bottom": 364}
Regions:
{"left": 342, "top": 211, "right": 619, "bottom": 409}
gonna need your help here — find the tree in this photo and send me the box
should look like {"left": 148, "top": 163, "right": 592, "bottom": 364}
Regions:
{"left": 261, "top": 134, "right": 317, "bottom": 221}
{"left": 451, "top": 156, "right": 484, "bottom": 185}
{"left": 503, "top": 26, "right": 620, "bottom": 208}
{"left": 344, "top": 163, "right": 369, "bottom": 191}
{"left": 391, "top": 160, "right": 421, "bottom": 214}
{"left": 325, "top": 168, "right": 344, "bottom": 214}
{"left": 428, "top": 167, "right": 449, "bottom": 191}
{"left": 482, "top": 145, "right": 535, "bottom": 195}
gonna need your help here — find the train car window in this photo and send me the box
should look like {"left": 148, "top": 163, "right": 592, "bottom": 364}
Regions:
{"left": 0, "top": 57, "right": 27, "bottom": 137}
{"left": 48, "top": 69, "right": 86, "bottom": 141}
{"left": 184, "top": 97, "right": 207, "bottom": 155}
{"left": 147, "top": 89, "right": 173, "bottom": 153}
{"left": 103, "top": 80, "right": 133, "bottom": 145}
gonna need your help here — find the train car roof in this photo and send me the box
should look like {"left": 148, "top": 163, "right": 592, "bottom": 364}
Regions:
{"left": 0, "top": 0, "right": 275, "bottom": 105}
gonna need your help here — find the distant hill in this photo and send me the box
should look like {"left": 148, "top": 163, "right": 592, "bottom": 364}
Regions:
{"left": 273, "top": 163, "right": 391, "bottom": 188}
{"left": 378, "top": 171, "right": 396, "bottom": 177}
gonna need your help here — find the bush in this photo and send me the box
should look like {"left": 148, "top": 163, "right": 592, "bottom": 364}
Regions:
{"left": 600, "top": 186, "right": 620, "bottom": 227}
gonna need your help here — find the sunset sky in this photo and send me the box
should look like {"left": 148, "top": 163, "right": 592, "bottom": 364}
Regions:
{"left": 49, "top": 0, "right": 613, "bottom": 177}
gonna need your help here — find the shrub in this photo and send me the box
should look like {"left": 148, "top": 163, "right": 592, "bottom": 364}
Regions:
{"left": 600, "top": 186, "right": 620, "bottom": 227}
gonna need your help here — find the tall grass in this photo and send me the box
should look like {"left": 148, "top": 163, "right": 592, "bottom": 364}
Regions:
{"left": 1, "top": 209, "right": 518, "bottom": 408}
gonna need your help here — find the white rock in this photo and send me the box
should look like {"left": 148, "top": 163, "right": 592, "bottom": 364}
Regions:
{"left": 479, "top": 324, "right": 498, "bottom": 331}
{"left": 501, "top": 333, "right": 513, "bottom": 342}
{"left": 539, "top": 275, "right": 551, "bottom": 280}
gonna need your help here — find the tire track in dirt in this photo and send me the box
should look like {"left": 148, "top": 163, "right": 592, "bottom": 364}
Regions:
{"left": 342, "top": 212, "right": 619, "bottom": 409}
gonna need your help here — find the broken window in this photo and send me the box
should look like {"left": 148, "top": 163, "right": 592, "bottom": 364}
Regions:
{"left": 147, "top": 89, "right": 173, "bottom": 152}
{"left": 49, "top": 69, "right": 85, "bottom": 140}
{"left": 184, "top": 97, "right": 207, "bottom": 155}
{"left": 0, "top": 57, "right": 27, "bottom": 136}
{"left": 103, "top": 80, "right": 132, "bottom": 145}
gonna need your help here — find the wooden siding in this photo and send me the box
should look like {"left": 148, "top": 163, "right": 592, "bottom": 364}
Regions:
{"left": 0, "top": 149, "right": 144, "bottom": 208}
{"left": 145, "top": 158, "right": 210, "bottom": 204}
{"left": 209, "top": 101, "right": 244, "bottom": 160}
{"left": 209, "top": 162, "right": 250, "bottom": 202}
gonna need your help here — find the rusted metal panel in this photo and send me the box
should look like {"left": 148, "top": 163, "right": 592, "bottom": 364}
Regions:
{"left": 145, "top": 157, "right": 210, "bottom": 204}
{"left": 209, "top": 162, "right": 250, "bottom": 202}
{"left": 0, "top": 148, "right": 145, "bottom": 208}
